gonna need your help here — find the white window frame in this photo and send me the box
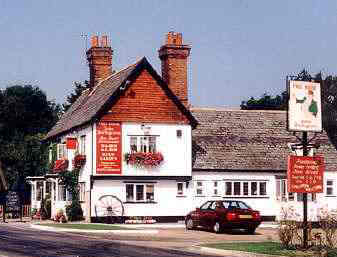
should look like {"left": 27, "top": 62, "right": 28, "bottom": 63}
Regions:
{"left": 80, "top": 135, "right": 86, "bottom": 155}
{"left": 177, "top": 182, "right": 184, "bottom": 196}
{"left": 276, "top": 178, "right": 316, "bottom": 202}
{"left": 128, "top": 136, "right": 158, "bottom": 153}
{"left": 58, "top": 185, "right": 72, "bottom": 201}
{"left": 213, "top": 181, "right": 220, "bottom": 196}
{"left": 125, "top": 183, "right": 155, "bottom": 202}
{"left": 57, "top": 143, "right": 67, "bottom": 160}
{"left": 223, "top": 181, "right": 268, "bottom": 197}
{"left": 195, "top": 181, "right": 204, "bottom": 196}
{"left": 326, "top": 179, "right": 335, "bottom": 196}
{"left": 79, "top": 183, "right": 85, "bottom": 202}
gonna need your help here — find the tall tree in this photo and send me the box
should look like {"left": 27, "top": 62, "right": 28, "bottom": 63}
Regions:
{"left": 62, "top": 80, "right": 90, "bottom": 112}
{"left": 0, "top": 85, "right": 61, "bottom": 188}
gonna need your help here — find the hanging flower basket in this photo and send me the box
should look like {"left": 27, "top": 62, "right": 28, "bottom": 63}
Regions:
{"left": 53, "top": 159, "right": 69, "bottom": 173}
{"left": 124, "top": 152, "right": 164, "bottom": 168}
{"left": 73, "top": 154, "right": 86, "bottom": 169}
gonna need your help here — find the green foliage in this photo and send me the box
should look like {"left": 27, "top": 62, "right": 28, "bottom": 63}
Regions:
{"left": 62, "top": 81, "right": 90, "bottom": 112}
{"left": 65, "top": 200, "right": 83, "bottom": 221}
{"left": 0, "top": 85, "right": 61, "bottom": 188}
{"left": 58, "top": 168, "right": 83, "bottom": 221}
{"left": 241, "top": 92, "right": 288, "bottom": 110}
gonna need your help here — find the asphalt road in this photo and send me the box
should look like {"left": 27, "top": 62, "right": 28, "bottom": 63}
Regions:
{"left": 0, "top": 223, "right": 219, "bottom": 257}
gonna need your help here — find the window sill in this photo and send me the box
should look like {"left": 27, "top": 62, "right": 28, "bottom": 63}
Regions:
{"left": 123, "top": 201, "right": 157, "bottom": 204}
{"left": 176, "top": 195, "right": 187, "bottom": 198}
{"left": 325, "top": 195, "right": 336, "bottom": 197}
{"left": 194, "top": 195, "right": 206, "bottom": 197}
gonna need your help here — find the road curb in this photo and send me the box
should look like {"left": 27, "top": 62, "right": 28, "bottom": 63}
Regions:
{"left": 198, "top": 247, "right": 284, "bottom": 257}
{"left": 30, "top": 224, "right": 158, "bottom": 234}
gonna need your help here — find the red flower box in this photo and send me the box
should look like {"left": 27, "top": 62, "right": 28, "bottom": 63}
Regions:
{"left": 124, "top": 152, "right": 164, "bottom": 168}
{"left": 53, "top": 159, "right": 69, "bottom": 173}
{"left": 72, "top": 154, "right": 86, "bottom": 169}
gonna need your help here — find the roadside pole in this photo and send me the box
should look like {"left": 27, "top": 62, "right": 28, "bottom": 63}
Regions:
{"left": 302, "top": 132, "right": 308, "bottom": 248}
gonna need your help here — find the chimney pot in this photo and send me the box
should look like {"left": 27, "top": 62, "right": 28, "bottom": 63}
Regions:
{"left": 91, "top": 36, "right": 99, "bottom": 47}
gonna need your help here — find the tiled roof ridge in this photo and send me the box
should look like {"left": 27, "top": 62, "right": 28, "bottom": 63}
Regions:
{"left": 191, "top": 106, "right": 286, "bottom": 113}
{"left": 88, "top": 57, "right": 145, "bottom": 97}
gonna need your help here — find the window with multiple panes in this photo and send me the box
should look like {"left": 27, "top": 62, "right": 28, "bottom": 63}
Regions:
{"left": 80, "top": 135, "right": 86, "bottom": 155}
{"left": 224, "top": 181, "right": 267, "bottom": 197}
{"left": 196, "top": 181, "right": 204, "bottom": 196}
{"left": 276, "top": 178, "right": 316, "bottom": 202}
{"left": 129, "top": 136, "right": 157, "bottom": 153}
{"left": 57, "top": 143, "right": 67, "bottom": 160}
{"left": 326, "top": 180, "right": 334, "bottom": 196}
{"left": 58, "top": 185, "right": 72, "bottom": 201}
{"left": 125, "top": 184, "right": 155, "bottom": 202}
{"left": 213, "top": 181, "right": 219, "bottom": 196}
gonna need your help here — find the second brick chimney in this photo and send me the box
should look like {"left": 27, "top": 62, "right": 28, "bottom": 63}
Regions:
{"left": 158, "top": 32, "right": 191, "bottom": 107}
{"left": 86, "top": 35, "right": 113, "bottom": 88}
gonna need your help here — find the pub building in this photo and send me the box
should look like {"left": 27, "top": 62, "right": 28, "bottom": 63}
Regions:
{"left": 27, "top": 33, "right": 337, "bottom": 222}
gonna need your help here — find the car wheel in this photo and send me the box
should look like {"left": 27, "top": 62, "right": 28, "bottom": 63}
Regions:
{"left": 246, "top": 227, "right": 256, "bottom": 234}
{"left": 186, "top": 218, "right": 196, "bottom": 230}
{"left": 213, "top": 221, "right": 222, "bottom": 233}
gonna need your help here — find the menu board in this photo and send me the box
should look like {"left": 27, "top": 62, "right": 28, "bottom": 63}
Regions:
{"left": 5, "top": 191, "right": 21, "bottom": 212}
{"left": 287, "top": 156, "right": 324, "bottom": 193}
{"left": 96, "top": 122, "right": 122, "bottom": 174}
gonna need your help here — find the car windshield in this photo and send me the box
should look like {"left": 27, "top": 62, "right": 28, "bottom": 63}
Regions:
{"left": 237, "top": 201, "right": 251, "bottom": 209}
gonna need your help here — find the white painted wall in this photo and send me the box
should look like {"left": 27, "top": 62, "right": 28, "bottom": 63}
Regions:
{"left": 192, "top": 171, "right": 337, "bottom": 219}
{"left": 91, "top": 179, "right": 193, "bottom": 217}
{"left": 92, "top": 123, "right": 192, "bottom": 177}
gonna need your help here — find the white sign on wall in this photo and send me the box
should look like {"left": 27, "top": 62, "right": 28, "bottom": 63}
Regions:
{"left": 288, "top": 80, "right": 322, "bottom": 132}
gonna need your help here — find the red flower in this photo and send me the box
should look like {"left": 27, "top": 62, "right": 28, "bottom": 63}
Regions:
{"left": 53, "top": 159, "right": 69, "bottom": 173}
{"left": 125, "top": 152, "right": 164, "bottom": 168}
{"left": 72, "top": 154, "right": 86, "bottom": 169}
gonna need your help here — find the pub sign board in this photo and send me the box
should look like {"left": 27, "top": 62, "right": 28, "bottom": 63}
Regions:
{"left": 288, "top": 80, "right": 322, "bottom": 132}
{"left": 96, "top": 121, "right": 122, "bottom": 174}
{"left": 5, "top": 191, "right": 21, "bottom": 213}
{"left": 287, "top": 155, "right": 324, "bottom": 193}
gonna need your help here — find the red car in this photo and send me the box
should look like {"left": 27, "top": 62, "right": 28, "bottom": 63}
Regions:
{"left": 185, "top": 200, "right": 261, "bottom": 234}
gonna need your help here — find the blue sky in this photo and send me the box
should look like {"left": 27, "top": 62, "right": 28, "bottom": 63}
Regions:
{"left": 0, "top": 1, "right": 336, "bottom": 107}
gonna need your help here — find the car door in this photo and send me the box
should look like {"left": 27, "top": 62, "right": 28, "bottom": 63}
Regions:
{"left": 204, "top": 201, "right": 218, "bottom": 228}
{"left": 198, "top": 201, "right": 213, "bottom": 228}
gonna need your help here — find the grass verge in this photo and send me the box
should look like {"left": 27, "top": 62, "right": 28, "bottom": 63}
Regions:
{"left": 36, "top": 223, "right": 132, "bottom": 230}
{"left": 203, "top": 242, "right": 337, "bottom": 256}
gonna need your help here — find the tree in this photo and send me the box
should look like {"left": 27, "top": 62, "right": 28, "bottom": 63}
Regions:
{"left": 0, "top": 85, "right": 61, "bottom": 188}
{"left": 240, "top": 70, "right": 323, "bottom": 111}
{"left": 62, "top": 80, "right": 90, "bottom": 112}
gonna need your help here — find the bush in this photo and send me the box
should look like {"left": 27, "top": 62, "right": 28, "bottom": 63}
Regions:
{"left": 66, "top": 201, "right": 83, "bottom": 221}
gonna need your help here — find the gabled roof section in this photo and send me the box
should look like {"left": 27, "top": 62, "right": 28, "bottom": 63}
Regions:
{"left": 191, "top": 108, "right": 337, "bottom": 172}
{"left": 46, "top": 57, "right": 197, "bottom": 140}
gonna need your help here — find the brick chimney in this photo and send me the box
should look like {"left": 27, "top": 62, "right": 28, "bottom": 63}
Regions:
{"left": 86, "top": 35, "right": 113, "bottom": 88}
{"left": 158, "top": 32, "right": 191, "bottom": 107}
